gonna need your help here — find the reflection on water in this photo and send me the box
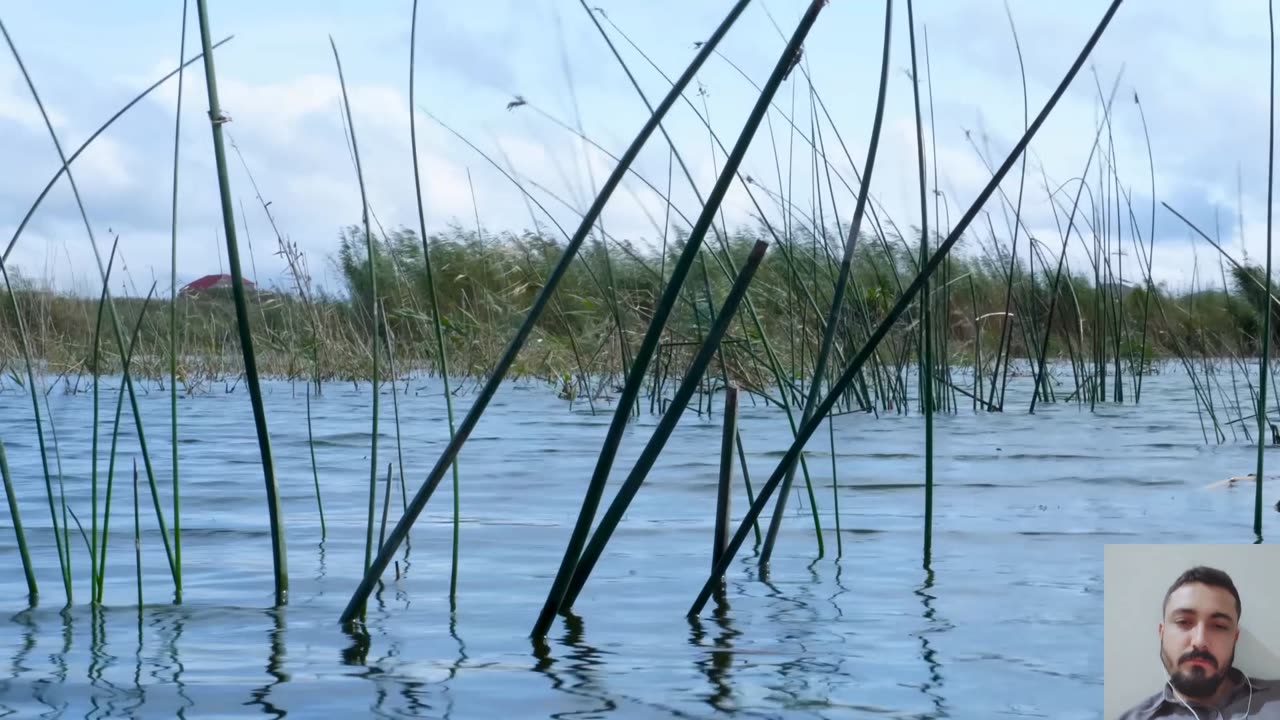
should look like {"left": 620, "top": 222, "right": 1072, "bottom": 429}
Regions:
{"left": 0, "top": 372, "right": 1274, "bottom": 716}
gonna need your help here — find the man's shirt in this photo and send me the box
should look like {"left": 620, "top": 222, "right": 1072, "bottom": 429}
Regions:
{"left": 1117, "top": 671, "right": 1280, "bottom": 719}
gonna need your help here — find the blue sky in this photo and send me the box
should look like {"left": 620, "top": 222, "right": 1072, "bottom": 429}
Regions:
{"left": 0, "top": 1, "right": 1273, "bottom": 295}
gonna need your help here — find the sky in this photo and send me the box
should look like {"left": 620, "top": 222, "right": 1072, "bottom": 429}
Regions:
{"left": 0, "top": 0, "right": 1273, "bottom": 297}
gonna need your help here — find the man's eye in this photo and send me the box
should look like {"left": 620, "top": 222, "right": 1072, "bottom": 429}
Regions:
{"left": 1176, "top": 620, "right": 1191, "bottom": 627}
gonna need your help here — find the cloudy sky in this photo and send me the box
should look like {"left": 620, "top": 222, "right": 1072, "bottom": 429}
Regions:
{"left": 0, "top": 0, "right": 1272, "bottom": 296}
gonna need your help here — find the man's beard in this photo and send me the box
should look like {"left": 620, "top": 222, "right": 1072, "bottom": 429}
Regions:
{"left": 1162, "top": 646, "right": 1235, "bottom": 699}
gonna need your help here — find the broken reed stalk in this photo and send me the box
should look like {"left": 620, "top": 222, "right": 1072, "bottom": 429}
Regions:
{"left": 689, "top": 0, "right": 1126, "bottom": 618}
{"left": 559, "top": 241, "right": 769, "bottom": 610}
{"left": 193, "top": 0, "right": 287, "bottom": 603}
{"left": 536, "top": 1, "right": 827, "bottom": 638}
{"left": 340, "top": 0, "right": 755, "bottom": 626}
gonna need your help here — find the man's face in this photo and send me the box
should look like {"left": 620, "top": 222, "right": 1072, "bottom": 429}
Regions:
{"left": 1159, "top": 582, "right": 1241, "bottom": 699}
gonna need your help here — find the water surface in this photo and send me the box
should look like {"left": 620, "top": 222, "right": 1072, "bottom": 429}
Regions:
{"left": 0, "top": 369, "right": 1272, "bottom": 718}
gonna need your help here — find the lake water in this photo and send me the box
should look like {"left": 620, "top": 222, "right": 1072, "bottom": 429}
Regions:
{"left": 0, "top": 366, "right": 1273, "bottom": 718}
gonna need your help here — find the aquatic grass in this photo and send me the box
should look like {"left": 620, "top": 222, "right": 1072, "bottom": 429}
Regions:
{"left": 535, "top": 0, "right": 828, "bottom": 638}
{"left": 1, "top": 15, "right": 178, "bottom": 598}
{"left": 560, "top": 240, "right": 768, "bottom": 609}
{"left": 690, "top": 0, "right": 1126, "bottom": 617}
{"left": 759, "top": 0, "right": 891, "bottom": 567}
{"left": 340, "top": 0, "right": 755, "bottom": 625}
{"left": 193, "top": 0, "right": 287, "bottom": 603}
{"left": 1030, "top": 78, "right": 1118, "bottom": 413}
{"left": 0, "top": 437, "right": 37, "bottom": 601}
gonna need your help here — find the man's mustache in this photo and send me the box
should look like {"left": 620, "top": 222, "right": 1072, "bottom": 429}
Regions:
{"left": 1179, "top": 650, "right": 1219, "bottom": 669}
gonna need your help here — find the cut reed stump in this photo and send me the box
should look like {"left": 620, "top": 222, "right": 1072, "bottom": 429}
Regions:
{"left": 714, "top": 386, "right": 738, "bottom": 568}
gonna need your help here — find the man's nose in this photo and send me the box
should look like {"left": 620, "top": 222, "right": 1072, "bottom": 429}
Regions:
{"left": 1190, "top": 623, "right": 1208, "bottom": 647}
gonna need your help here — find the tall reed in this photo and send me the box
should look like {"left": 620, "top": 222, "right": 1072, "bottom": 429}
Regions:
{"left": 906, "top": 0, "right": 934, "bottom": 564}
{"left": 167, "top": 0, "right": 191, "bottom": 602}
{"left": 193, "top": 0, "right": 287, "bottom": 603}
{"left": 405, "top": 0, "right": 464, "bottom": 598}
{"left": 330, "top": 36, "right": 381, "bottom": 578}
{"left": 1258, "top": 0, "right": 1276, "bottom": 537}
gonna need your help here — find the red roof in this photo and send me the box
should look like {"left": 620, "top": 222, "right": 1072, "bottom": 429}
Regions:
{"left": 182, "top": 274, "right": 255, "bottom": 292}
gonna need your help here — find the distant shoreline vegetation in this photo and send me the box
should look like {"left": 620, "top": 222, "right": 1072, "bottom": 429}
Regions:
{"left": 1, "top": 223, "right": 1274, "bottom": 396}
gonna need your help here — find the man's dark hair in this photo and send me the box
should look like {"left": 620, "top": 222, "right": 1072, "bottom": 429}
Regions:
{"left": 1162, "top": 566, "right": 1242, "bottom": 621}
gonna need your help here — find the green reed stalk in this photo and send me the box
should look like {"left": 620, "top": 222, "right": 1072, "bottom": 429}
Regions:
{"left": 193, "top": 0, "right": 287, "bottom": 603}
{"left": 906, "top": 0, "right": 934, "bottom": 564}
{"left": 330, "top": 37, "right": 380, "bottom": 576}
{"left": 560, "top": 241, "right": 768, "bottom": 608}
{"left": 536, "top": 1, "right": 827, "bottom": 638}
{"left": 2, "top": 36, "right": 233, "bottom": 265}
{"left": 341, "top": 0, "right": 754, "bottom": 625}
{"left": 168, "top": 0, "right": 190, "bottom": 603}
{"left": 382, "top": 309, "right": 408, "bottom": 515}
{"left": 758, "top": 0, "right": 890, "bottom": 567}
{"left": 0, "top": 438, "right": 36, "bottom": 600}
{"left": 409, "top": 0, "right": 463, "bottom": 603}
{"left": 690, "top": 0, "right": 1125, "bottom": 618}
{"left": 1259, "top": 0, "right": 1276, "bottom": 537}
